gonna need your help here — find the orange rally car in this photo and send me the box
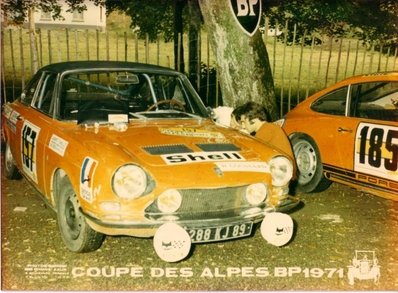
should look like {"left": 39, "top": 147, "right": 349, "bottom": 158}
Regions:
{"left": 279, "top": 72, "right": 398, "bottom": 200}
{"left": 2, "top": 61, "right": 299, "bottom": 262}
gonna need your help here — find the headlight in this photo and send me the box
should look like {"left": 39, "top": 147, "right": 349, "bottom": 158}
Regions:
{"left": 157, "top": 189, "right": 182, "bottom": 213}
{"left": 245, "top": 183, "right": 268, "bottom": 205}
{"left": 269, "top": 156, "right": 293, "bottom": 187}
{"left": 112, "top": 164, "right": 147, "bottom": 199}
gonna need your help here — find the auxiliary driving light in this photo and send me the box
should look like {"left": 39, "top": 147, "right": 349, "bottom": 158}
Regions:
{"left": 245, "top": 183, "right": 268, "bottom": 205}
{"left": 157, "top": 189, "right": 182, "bottom": 214}
{"left": 260, "top": 212, "right": 294, "bottom": 247}
{"left": 269, "top": 156, "right": 294, "bottom": 187}
{"left": 153, "top": 223, "right": 192, "bottom": 262}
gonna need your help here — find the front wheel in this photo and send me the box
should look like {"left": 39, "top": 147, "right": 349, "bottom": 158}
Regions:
{"left": 56, "top": 183, "right": 104, "bottom": 252}
{"left": 290, "top": 133, "right": 331, "bottom": 193}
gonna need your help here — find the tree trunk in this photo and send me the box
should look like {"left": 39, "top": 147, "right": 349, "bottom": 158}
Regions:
{"left": 198, "top": 0, "right": 278, "bottom": 120}
{"left": 28, "top": 7, "right": 39, "bottom": 74}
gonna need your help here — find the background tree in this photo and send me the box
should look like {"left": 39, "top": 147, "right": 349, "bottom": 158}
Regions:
{"left": 199, "top": 1, "right": 278, "bottom": 118}
{"left": 104, "top": 0, "right": 188, "bottom": 73}
{"left": 264, "top": 0, "right": 398, "bottom": 47}
{"left": 2, "top": 0, "right": 91, "bottom": 73}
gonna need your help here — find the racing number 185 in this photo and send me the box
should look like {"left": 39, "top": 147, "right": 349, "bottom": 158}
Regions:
{"left": 358, "top": 126, "right": 398, "bottom": 171}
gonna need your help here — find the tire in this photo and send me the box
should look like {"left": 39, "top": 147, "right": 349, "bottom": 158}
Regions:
{"left": 4, "top": 142, "right": 22, "bottom": 180}
{"left": 56, "top": 183, "right": 104, "bottom": 252}
{"left": 290, "top": 133, "right": 331, "bottom": 193}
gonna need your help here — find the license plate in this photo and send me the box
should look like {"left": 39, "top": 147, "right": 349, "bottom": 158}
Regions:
{"left": 187, "top": 222, "right": 253, "bottom": 243}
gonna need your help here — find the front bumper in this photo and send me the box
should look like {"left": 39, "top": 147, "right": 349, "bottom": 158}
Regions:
{"left": 82, "top": 195, "right": 300, "bottom": 237}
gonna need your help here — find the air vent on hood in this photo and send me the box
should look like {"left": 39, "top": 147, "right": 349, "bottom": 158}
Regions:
{"left": 196, "top": 143, "right": 241, "bottom": 152}
{"left": 143, "top": 144, "right": 193, "bottom": 155}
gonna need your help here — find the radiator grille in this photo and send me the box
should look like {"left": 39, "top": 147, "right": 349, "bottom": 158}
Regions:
{"left": 146, "top": 186, "right": 254, "bottom": 220}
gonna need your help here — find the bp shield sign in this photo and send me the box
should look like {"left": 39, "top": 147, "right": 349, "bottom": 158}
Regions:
{"left": 229, "top": 0, "right": 262, "bottom": 36}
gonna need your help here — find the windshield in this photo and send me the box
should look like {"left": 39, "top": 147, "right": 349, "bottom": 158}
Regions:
{"left": 59, "top": 70, "right": 209, "bottom": 124}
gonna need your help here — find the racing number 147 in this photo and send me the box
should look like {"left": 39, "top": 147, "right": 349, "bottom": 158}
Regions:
{"left": 359, "top": 126, "right": 398, "bottom": 171}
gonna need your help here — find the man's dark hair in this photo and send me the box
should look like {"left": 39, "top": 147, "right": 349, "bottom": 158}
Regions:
{"left": 239, "top": 101, "right": 270, "bottom": 122}
{"left": 231, "top": 104, "right": 246, "bottom": 121}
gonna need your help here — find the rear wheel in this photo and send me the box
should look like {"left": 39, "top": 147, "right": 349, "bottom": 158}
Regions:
{"left": 4, "top": 142, "right": 22, "bottom": 180}
{"left": 56, "top": 183, "right": 104, "bottom": 252}
{"left": 290, "top": 133, "right": 331, "bottom": 193}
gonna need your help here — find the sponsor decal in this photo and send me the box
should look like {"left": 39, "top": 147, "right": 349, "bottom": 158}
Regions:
{"left": 80, "top": 157, "right": 98, "bottom": 202}
{"left": 3, "top": 104, "right": 13, "bottom": 120}
{"left": 161, "top": 151, "right": 245, "bottom": 165}
{"left": 215, "top": 161, "right": 269, "bottom": 173}
{"left": 159, "top": 127, "right": 225, "bottom": 139}
{"left": 21, "top": 121, "right": 41, "bottom": 183}
{"left": 229, "top": 0, "right": 262, "bottom": 36}
{"left": 9, "top": 111, "right": 21, "bottom": 125}
{"left": 48, "top": 134, "right": 69, "bottom": 157}
{"left": 354, "top": 123, "right": 398, "bottom": 182}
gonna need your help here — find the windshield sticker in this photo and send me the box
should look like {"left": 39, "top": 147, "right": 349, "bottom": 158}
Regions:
{"left": 355, "top": 123, "right": 398, "bottom": 182}
{"left": 108, "top": 114, "right": 128, "bottom": 123}
{"left": 159, "top": 127, "right": 225, "bottom": 139}
{"left": 80, "top": 157, "right": 98, "bottom": 202}
{"left": 215, "top": 161, "right": 270, "bottom": 173}
{"left": 161, "top": 151, "right": 245, "bottom": 165}
{"left": 21, "top": 121, "right": 41, "bottom": 183}
{"left": 49, "top": 134, "right": 69, "bottom": 157}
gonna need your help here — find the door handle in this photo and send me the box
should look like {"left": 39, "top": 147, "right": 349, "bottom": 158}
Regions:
{"left": 338, "top": 127, "right": 352, "bottom": 133}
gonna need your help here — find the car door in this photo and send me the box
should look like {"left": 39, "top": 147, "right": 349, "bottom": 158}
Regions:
{"left": 348, "top": 81, "right": 398, "bottom": 189}
{"left": 309, "top": 85, "right": 352, "bottom": 171}
{"left": 14, "top": 71, "right": 58, "bottom": 194}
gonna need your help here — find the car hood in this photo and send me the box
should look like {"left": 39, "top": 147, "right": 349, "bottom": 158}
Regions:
{"left": 62, "top": 119, "right": 282, "bottom": 189}
{"left": 72, "top": 119, "right": 273, "bottom": 165}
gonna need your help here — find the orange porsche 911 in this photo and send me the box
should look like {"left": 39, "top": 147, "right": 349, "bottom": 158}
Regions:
{"left": 279, "top": 72, "right": 398, "bottom": 200}
{"left": 2, "top": 61, "right": 299, "bottom": 262}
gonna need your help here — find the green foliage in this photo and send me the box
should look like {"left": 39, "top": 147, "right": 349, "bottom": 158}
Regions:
{"left": 105, "top": 0, "right": 175, "bottom": 42}
{"left": 2, "top": 0, "right": 89, "bottom": 24}
{"left": 264, "top": 0, "right": 398, "bottom": 45}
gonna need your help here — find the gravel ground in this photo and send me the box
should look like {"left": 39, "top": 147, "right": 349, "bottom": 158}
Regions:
{"left": 1, "top": 169, "right": 397, "bottom": 291}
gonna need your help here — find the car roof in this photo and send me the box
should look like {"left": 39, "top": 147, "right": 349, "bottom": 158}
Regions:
{"left": 38, "top": 61, "right": 179, "bottom": 74}
{"left": 340, "top": 71, "right": 398, "bottom": 84}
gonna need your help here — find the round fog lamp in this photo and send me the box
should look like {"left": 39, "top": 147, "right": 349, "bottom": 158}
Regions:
{"left": 153, "top": 223, "right": 191, "bottom": 262}
{"left": 157, "top": 189, "right": 182, "bottom": 213}
{"left": 261, "top": 212, "right": 294, "bottom": 247}
{"left": 245, "top": 183, "right": 267, "bottom": 205}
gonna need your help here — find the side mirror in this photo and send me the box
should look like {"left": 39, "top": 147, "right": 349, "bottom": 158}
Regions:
{"left": 206, "top": 106, "right": 216, "bottom": 120}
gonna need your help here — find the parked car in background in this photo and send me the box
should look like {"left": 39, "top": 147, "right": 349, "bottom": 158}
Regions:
{"left": 279, "top": 72, "right": 398, "bottom": 200}
{"left": 2, "top": 61, "right": 299, "bottom": 262}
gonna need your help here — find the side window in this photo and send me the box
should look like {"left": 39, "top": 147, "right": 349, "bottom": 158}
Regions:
{"left": 21, "top": 73, "right": 42, "bottom": 105}
{"left": 310, "top": 86, "right": 348, "bottom": 116}
{"left": 33, "top": 73, "right": 57, "bottom": 115}
{"left": 350, "top": 81, "right": 398, "bottom": 122}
